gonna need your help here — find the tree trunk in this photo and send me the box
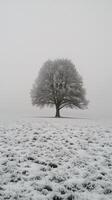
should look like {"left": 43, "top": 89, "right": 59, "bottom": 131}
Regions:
{"left": 55, "top": 107, "right": 60, "bottom": 118}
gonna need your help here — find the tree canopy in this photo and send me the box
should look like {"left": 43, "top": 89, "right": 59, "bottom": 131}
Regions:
{"left": 31, "top": 59, "right": 88, "bottom": 117}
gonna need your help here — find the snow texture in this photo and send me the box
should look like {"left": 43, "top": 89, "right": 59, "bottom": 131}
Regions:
{"left": 0, "top": 118, "right": 112, "bottom": 200}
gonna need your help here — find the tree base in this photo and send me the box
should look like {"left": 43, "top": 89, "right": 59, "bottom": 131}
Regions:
{"left": 55, "top": 115, "right": 61, "bottom": 118}
{"left": 55, "top": 109, "right": 60, "bottom": 118}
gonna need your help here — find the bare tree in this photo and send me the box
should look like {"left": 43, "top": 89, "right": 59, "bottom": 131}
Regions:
{"left": 31, "top": 59, "right": 88, "bottom": 117}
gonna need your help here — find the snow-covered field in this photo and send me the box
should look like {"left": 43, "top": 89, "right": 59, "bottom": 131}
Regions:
{"left": 0, "top": 117, "right": 112, "bottom": 200}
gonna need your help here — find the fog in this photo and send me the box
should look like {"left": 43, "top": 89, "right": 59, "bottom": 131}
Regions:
{"left": 0, "top": 0, "right": 112, "bottom": 119}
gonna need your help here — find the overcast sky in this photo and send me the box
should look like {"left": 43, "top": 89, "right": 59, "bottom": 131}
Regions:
{"left": 0, "top": 0, "right": 112, "bottom": 119}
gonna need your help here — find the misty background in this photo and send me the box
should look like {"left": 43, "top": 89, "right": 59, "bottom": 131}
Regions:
{"left": 0, "top": 0, "right": 112, "bottom": 119}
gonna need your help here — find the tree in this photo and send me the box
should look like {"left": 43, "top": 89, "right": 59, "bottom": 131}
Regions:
{"left": 31, "top": 59, "right": 88, "bottom": 117}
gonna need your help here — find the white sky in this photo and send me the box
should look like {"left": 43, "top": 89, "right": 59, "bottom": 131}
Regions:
{"left": 0, "top": 0, "right": 112, "bottom": 118}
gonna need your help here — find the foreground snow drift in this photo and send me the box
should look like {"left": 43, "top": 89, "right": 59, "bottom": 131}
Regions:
{"left": 0, "top": 118, "right": 112, "bottom": 200}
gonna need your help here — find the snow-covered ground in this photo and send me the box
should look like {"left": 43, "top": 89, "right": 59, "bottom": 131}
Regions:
{"left": 0, "top": 117, "right": 112, "bottom": 200}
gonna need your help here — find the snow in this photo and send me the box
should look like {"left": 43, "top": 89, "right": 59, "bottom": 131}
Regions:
{"left": 0, "top": 117, "right": 112, "bottom": 200}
